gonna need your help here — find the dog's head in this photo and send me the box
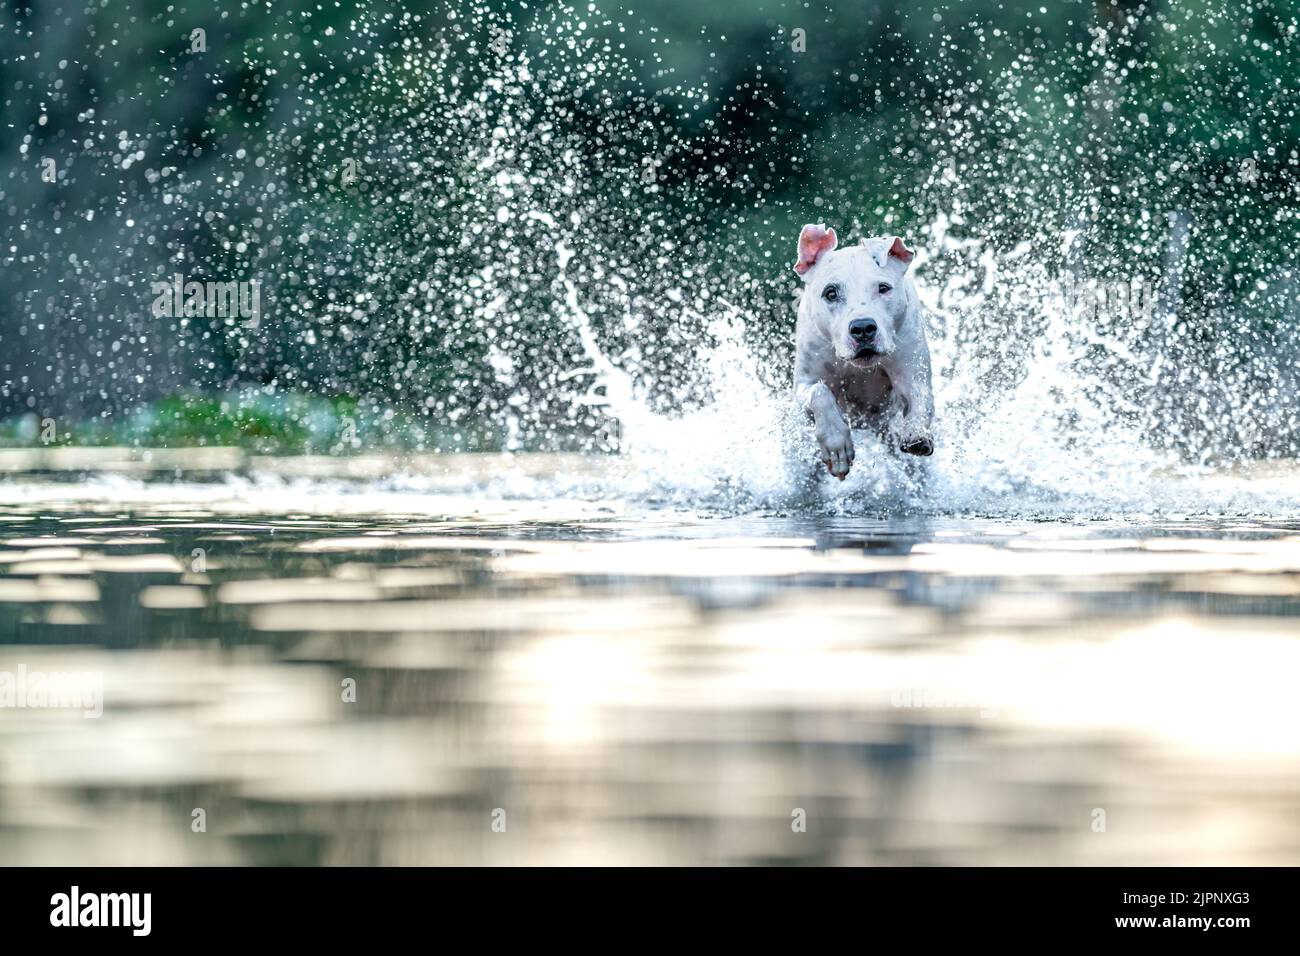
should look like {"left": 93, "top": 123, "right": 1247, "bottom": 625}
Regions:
{"left": 793, "top": 224, "right": 915, "bottom": 365}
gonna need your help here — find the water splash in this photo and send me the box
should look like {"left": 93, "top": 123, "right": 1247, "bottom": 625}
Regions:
{"left": 291, "top": 2, "right": 1298, "bottom": 518}
{"left": 531, "top": 204, "right": 1300, "bottom": 518}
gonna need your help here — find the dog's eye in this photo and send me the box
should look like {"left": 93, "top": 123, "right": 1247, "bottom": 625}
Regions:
{"left": 877, "top": 283, "right": 893, "bottom": 295}
{"left": 822, "top": 285, "right": 839, "bottom": 303}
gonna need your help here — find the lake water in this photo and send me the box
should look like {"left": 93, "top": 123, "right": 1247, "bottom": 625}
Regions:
{"left": 3, "top": 456, "right": 1300, "bottom": 865}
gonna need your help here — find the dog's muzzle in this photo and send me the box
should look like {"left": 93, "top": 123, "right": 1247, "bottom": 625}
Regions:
{"left": 848, "top": 318, "right": 882, "bottom": 365}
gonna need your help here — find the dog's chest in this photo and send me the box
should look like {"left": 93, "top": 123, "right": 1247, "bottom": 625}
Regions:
{"left": 825, "top": 364, "right": 893, "bottom": 420}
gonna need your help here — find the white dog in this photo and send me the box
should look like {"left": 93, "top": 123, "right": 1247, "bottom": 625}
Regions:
{"left": 793, "top": 224, "right": 934, "bottom": 479}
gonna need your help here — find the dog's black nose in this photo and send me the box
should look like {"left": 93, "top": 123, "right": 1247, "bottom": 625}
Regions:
{"left": 849, "top": 318, "right": 878, "bottom": 342}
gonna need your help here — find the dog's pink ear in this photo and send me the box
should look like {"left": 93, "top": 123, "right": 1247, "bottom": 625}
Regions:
{"left": 886, "top": 236, "right": 915, "bottom": 266}
{"left": 794, "top": 224, "right": 837, "bottom": 276}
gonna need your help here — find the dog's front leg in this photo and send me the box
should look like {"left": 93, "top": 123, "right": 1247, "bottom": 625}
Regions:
{"left": 798, "top": 381, "right": 854, "bottom": 478}
{"left": 886, "top": 359, "right": 935, "bottom": 457}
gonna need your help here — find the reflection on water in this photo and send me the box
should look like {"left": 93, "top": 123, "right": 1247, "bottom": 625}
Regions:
{"left": 3, "top": 470, "right": 1300, "bottom": 865}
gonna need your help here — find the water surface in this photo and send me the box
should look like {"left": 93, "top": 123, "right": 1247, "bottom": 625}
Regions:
{"left": 3, "top": 461, "right": 1300, "bottom": 865}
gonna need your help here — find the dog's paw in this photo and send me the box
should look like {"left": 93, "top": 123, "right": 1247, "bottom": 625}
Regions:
{"left": 816, "top": 424, "right": 855, "bottom": 480}
{"left": 900, "top": 435, "right": 934, "bottom": 457}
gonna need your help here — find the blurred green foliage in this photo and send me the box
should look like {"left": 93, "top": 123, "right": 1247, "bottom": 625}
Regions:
{"left": 0, "top": 391, "right": 445, "bottom": 454}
